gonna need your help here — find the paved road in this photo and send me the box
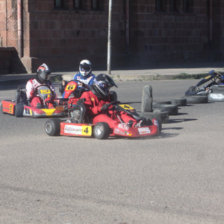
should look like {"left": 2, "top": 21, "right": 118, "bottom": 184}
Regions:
{"left": 0, "top": 80, "right": 224, "bottom": 224}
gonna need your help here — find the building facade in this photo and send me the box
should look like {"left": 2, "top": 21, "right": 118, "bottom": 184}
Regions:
{"left": 0, "top": 0, "right": 223, "bottom": 73}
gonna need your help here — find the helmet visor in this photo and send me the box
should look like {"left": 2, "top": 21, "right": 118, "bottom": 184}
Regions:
{"left": 80, "top": 63, "right": 91, "bottom": 72}
{"left": 98, "top": 81, "right": 110, "bottom": 95}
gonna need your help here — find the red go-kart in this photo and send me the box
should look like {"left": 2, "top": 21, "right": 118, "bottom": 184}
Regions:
{"left": 1, "top": 85, "right": 67, "bottom": 118}
{"left": 44, "top": 101, "right": 160, "bottom": 139}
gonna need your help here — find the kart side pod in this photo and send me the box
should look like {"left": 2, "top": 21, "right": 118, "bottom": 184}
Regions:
{"left": 44, "top": 118, "right": 159, "bottom": 140}
{"left": 45, "top": 119, "right": 111, "bottom": 139}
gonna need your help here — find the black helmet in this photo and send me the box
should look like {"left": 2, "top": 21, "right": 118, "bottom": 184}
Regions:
{"left": 92, "top": 74, "right": 117, "bottom": 99}
{"left": 36, "top": 63, "right": 51, "bottom": 83}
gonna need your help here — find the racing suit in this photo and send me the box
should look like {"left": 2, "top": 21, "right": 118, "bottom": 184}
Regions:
{"left": 26, "top": 78, "right": 55, "bottom": 108}
{"left": 73, "top": 72, "right": 95, "bottom": 89}
{"left": 62, "top": 72, "right": 95, "bottom": 98}
{"left": 79, "top": 90, "right": 138, "bottom": 128}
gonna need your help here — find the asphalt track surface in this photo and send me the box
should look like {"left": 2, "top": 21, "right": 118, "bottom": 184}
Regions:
{"left": 0, "top": 79, "right": 224, "bottom": 224}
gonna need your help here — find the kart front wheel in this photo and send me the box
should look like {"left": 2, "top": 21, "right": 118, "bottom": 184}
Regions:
{"left": 45, "top": 119, "right": 61, "bottom": 136}
{"left": 93, "top": 122, "right": 110, "bottom": 139}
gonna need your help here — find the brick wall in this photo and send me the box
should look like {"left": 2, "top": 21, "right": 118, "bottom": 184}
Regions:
{"left": 26, "top": 0, "right": 126, "bottom": 71}
{"left": 213, "top": 1, "right": 224, "bottom": 59}
{"left": 0, "top": 0, "right": 223, "bottom": 73}
{"left": 128, "top": 0, "right": 215, "bottom": 66}
{"left": 0, "top": 0, "right": 18, "bottom": 49}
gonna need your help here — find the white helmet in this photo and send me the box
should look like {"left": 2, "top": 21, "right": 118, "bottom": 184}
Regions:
{"left": 79, "top": 59, "right": 92, "bottom": 77}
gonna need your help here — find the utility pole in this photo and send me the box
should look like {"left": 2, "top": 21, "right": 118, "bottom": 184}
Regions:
{"left": 107, "top": 0, "right": 112, "bottom": 74}
{"left": 17, "top": 0, "right": 23, "bottom": 57}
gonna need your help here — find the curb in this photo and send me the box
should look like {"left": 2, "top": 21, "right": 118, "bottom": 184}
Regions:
{"left": 1, "top": 68, "right": 224, "bottom": 83}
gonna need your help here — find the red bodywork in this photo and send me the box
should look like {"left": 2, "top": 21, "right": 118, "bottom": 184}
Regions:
{"left": 63, "top": 81, "right": 78, "bottom": 99}
{"left": 58, "top": 82, "right": 160, "bottom": 138}
{"left": 58, "top": 117, "right": 159, "bottom": 138}
{"left": 1, "top": 100, "right": 66, "bottom": 117}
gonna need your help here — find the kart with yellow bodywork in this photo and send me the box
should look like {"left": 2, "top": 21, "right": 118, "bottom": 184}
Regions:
{"left": 1, "top": 85, "right": 67, "bottom": 118}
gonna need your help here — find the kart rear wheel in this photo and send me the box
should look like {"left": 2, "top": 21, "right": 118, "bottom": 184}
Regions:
{"left": 15, "top": 103, "right": 24, "bottom": 117}
{"left": 93, "top": 122, "right": 110, "bottom": 139}
{"left": 154, "top": 119, "right": 162, "bottom": 135}
{"left": 45, "top": 118, "right": 61, "bottom": 136}
{"left": 0, "top": 102, "right": 4, "bottom": 114}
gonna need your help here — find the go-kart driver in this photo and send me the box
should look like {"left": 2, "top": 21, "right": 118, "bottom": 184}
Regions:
{"left": 26, "top": 63, "right": 56, "bottom": 108}
{"left": 197, "top": 70, "right": 224, "bottom": 89}
{"left": 185, "top": 70, "right": 224, "bottom": 96}
{"left": 74, "top": 59, "right": 96, "bottom": 88}
{"left": 77, "top": 74, "right": 144, "bottom": 128}
{"left": 61, "top": 59, "right": 95, "bottom": 98}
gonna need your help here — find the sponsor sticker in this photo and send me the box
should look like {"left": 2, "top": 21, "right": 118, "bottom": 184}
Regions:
{"left": 40, "top": 89, "right": 51, "bottom": 94}
{"left": 41, "top": 109, "right": 56, "bottom": 116}
{"left": 24, "top": 108, "right": 32, "bottom": 116}
{"left": 114, "top": 128, "right": 125, "bottom": 135}
{"left": 119, "top": 104, "right": 134, "bottom": 110}
{"left": 138, "top": 127, "right": 151, "bottom": 135}
{"left": 114, "top": 128, "right": 132, "bottom": 136}
{"left": 118, "top": 123, "right": 130, "bottom": 130}
{"left": 64, "top": 124, "right": 92, "bottom": 136}
{"left": 65, "top": 84, "right": 76, "bottom": 91}
{"left": 9, "top": 104, "right": 14, "bottom": 114}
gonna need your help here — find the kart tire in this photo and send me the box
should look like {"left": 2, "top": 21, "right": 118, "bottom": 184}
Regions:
{"left": 153, "top": 101, "right": 172, "bottom": 106}
{"left": 171, "top": 98, "right": 187, "bottom": 106}
{"left": 141, "top": 85, "right": 153, "bottom": 112}
{"left": 15, "top": 103, "right": 24, "bottom": 117}
{"left": 45, "top": 118, "right": 61, "bottom": 136}
{"left": 93, "top": 122, "right": 110, "bottom": 139}
{"left": 58, "top": 80, "right": 68, "bottom": 95}
{"left": 155, "top": 119, "right": 162, "bottom": 135}
{"left": 153, "top": 104, "right": 178, "bottom": 115}
{"left": 185, "top": 95, "right": 208, "bottom": 104}
{"left": 0, "top": 101, "right": 4, "bottom": 114}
